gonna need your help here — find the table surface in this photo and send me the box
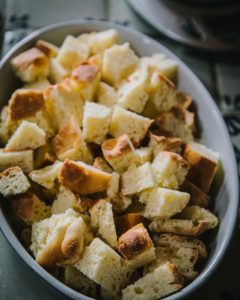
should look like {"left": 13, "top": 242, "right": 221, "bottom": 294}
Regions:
{"left": 0, "top": 1, "right": 240, "bottom": 299}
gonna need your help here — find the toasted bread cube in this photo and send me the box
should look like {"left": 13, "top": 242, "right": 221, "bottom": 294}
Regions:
{"left": 151, "top": 151, "right": 189, "bottom": 190}
{"left": 109, "top": 107, "right": 152, "bottom": 146}
{"left": 122, "top": 262, "right": 183, "bottom": 300}
{"left": 0, "top": 106, "right": 11, "bottom": 146}
{"left": 7, "top": 89, "right": 45, "bottom": 124}
{"left": 90, "top": 200, "right": 118, "bottom": 248}
{"left": 71, "top": 57, "right": 101, "bottom": 101}
{"left": 93, "top": 157, "right": 113, "bottom": 173}
{"left": 180, "top": 180, "right": 210, "bottom": 207}
{"left": 155, "top": 106, "right": 196, "bottom": 142}
{"left": 24, "top": 79, "right": 51, "bottom": 90}
{"left": 178, "top": 205, "right": 219, "bottom": 229}
{"left": 52, "top": 117, "right": 93, "bottom": 164}
{"left": 102, "top": 135, "right": 137, "bottom": 173}
{"left": 135, "top": 147, "right": 152, "bottom": 165}
{"left": 59, "top": 159, "right": 112, "bottom": 195}
{"left": 149, "top": 133, "right": 182, "bottom": 157}
{"left": 118, "top": 223, "right": 155, "bottom": 268}
{"left": 117, "top": 66, "right": 150, "bottom": 113}
{"left": 0, "top": 150, "right": 33, "bottom": 173}
{"left": 114, "top": 213, "right": 149, "bottom": 236}
{"left": 35, "top": 40, "right": 58, "bottom": 58}
{"left": 63, "top": 267, "right": 97, "bottom": 298}
{"left": 107, "top": 172, "right": 120, "bottom": 199}
{"left": 11, "top": 47, "right": 49, "bottom": 82}
{"left": 0, "top": 166, "right": 30, "bottom": 196}
{"left": 11, "top": 192, "right": 51, "bottom": 224}
{"left": 183, "top": 142, "right": 219, "bottom": 193}
{"left": 56, "top": 35, "right": 89, "bottom": 70}
{"left": 51, "top": 185, "right": 95, "bottom": 215}
{"left": 176, "top": 92, "right": 193, "bottom": 109}
{"left": 139, "top": 187, "right": 189, "bottom": 220}
{"left": 110, "top": 193, "right": 132, "bottom": 214}
{"left": 97, "top": 82, "right": 117, "bottom": 107}
{"left": 6, "top": 121, "right": 46, "bottom": 151}
{"left": 31, "top": 209, "right": 87, "bottom": 268}
{"left": 75, "top": 238, "right": 132, "bottom": 293}
{"left": 45, "top": 79, "right": 84, "bottom": 130}
{"left": 88, "top": 29, "right": 119, "bottom": 54}
{"left": 34, "top": 141, "right": 56, "bottom": 169}
{"left": 102, "top": 43, "right": 139, "bottom": 86}
{"left": 83, "top": 102, "right": 112, "bottom": 144}
{"left": 49, "top": 58, "right": 69, "bottom": 83}
{"left": 149, "top": 219, "right": 209, "bottom": 237}
{"left": 122, "top": 162, "right": 155, "bottom": 196}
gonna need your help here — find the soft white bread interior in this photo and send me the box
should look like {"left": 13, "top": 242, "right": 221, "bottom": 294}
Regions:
{"left": 139, "top": 187, "right": 189, "bottom": 220}
{"left": 0, "top": 166, "right": 30, "bottom": 196}
{"left": 82, "top": 102, "right": 112, "bottom": 144}
{"left": 0, "top": 149, "right": 33, "bottom": 173}
{"left": 6, "top": 121, "right": 46, "bottom": 151}
{"left": 97, "top": 82, "right": 117, "bottom": 107}
{"left": 24, "top": 79, "right": 51, "bottom": 90}
{"left": 49, "top": 58, "right": 69, "bottom": 84}
{"left": 135, "top": 147, "right": 152, "bottom": 165}
{"left": 88, "top": 29, "right": 119, "bottom": 54}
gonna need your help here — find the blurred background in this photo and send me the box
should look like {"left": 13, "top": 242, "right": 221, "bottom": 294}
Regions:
{"left": 0, "top": 0, "right": 239, "bottom": 299}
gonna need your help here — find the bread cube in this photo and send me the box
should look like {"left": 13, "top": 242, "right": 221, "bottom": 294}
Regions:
{"left": 90, "top": 200, "right": 118, "bottom": 248}
{"left": 176, "top": 91, "right": 193, "bottom": 109}
{"left": 93, "top": 157, "right": 113, "bottom": 173}
{"left": 71, "top": 57, "right": 101, "bottom": 101}
{"left": 29, "top": 160, "right": 62, "bottom": 189}
{"left": 88, "top": 29, "right": 119, "bottom": 54}
{"left": 118, "top": 223, "right": 155, "bottom": 268}
{"left": 178, "top": 205, "right": 219, "bottom": 229}
{"left": 0, "top": 149, "right": 33, "bottom": 173}
{"left": 180, "top": 180, "right": 210, "bottom": 207}
{"left": 149, "top": 133, "right": 182, "bottom": 157}
{"left": 155, "top": 106, "right": 196, "bottom": 142}
{"left": 122, "top": 262, "right": 183, "bottom": 300}
{"left": 107, "top": 172, "right": 120, "bottom": 199}
{"left": 183, "top": 141, "right": 219, "bottom": 193}
{"left": 7, "top": 89, "right": 45, "bottom": 124}
{"left": 151, "top": 151, "right": 189, "bottom": 190}
{"left": 63, "top": 267, "right": 97, "bottom": 298}
{"left": 24, "top": 79, "right": 51, "bottom": 90}
{"left": 114, "top": 213, "right": 149, "bottom": 236}
{"left": 45, "top": 79, "right": 84, "bottom": 130}
{"left": 31, "top": 209, "right": 88, "bottom": 268}
{"left": 75, "top": 238, "right": 132, "bottom": 293}
{"left": 36, "top": 40, "right": 58, "bottom": 58}
{"left": 52, "top": 117, "right": 93, "bottom": 164}
{"left": 135, "top": 147, "right": 152, "bottom": 165}
{"left": 102, "top": 43, "right": 139, "bottom": 86}
{"left": 59, "top": 159, "right": 112, "bottom": 195}
{"left": 139, "top": 187, "right": 189, "bottom": 220}
{"left": 110, "top": 193, "right": 132, "bottom": 214}
{"left": 6, "top": 121, "right": 46, "bottom": 151}
{"left": 117, "top": 66, "right": 150, "bottom": 113}
{"left": 56, "top": 35, "right": 89, "bottom": 70}
{"left": 11, "top": 192, "right": 51, "bottom": 224}
{"left": 49, "top": 58, "right": 69, "bottom": 83}
{"left": 102, "top": 135, "right": 137, "bottom": 173}
{"left": 122, "top": 162, "right": 155, "bottom": 196}
{"left": 109, "top": 106, "right": 152, "bottom": 146}
{"left": 97, "top": 82, "right": 117, "bottom": 107}
{"left": 83, "top": 102, "right": 112, "bottom": 144}
{"left": 0, "top": 166, "right": 30, "bottom": 196}
{"left": 149, "top": 218, "right": 209, "bottom": 237}
{"left": 11, "top": 47, "right": 49, "bottom": 82}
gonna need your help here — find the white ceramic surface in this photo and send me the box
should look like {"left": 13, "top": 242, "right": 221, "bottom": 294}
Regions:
{"left": 0, "top": 20, "right": 238, "bottom": 300}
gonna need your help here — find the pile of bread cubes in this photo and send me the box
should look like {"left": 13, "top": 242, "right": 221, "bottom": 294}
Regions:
{"left": 0, "top": 29, "right": 220, "bottom": 300}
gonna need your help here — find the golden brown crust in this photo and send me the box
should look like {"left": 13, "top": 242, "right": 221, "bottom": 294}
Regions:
{"left": 183, "top": 144, "right": 217, "bottom": 193}
{"left": 11, "top": 47, "right": 48, "bottom": 69}
{"left": 72, "top": 63, "right": 99, "bottom": 83}
{"left": 114, "top": 213, "right": 150, "bottom": 236}
{"left": 167, "top": 262, "right": 184, "bottom": 287}
{"left": 149, "top": 133, "right": 183, "bottom": 154}
{"left": 118, "top": 223, "right": 153, "bottom": 260}
{"left": 180, "top": 180, "right": 210, "bottom": 207}
{"left": 102, "top": 134, "right": 133, "bottom": 159}
{"left": 150, "top": 219, "right": 209, "bottom": 237}
{"left": 35, "top": 40, "right": 58, "bottom": 58}
{"left": 7, "top": 89, "right": 45, "bottom": 123}
{"left": 59, "top": 159, "right": 112, "bottom": 195}
{"left": 0, "top": 166, "right": 21, "bottom": 178}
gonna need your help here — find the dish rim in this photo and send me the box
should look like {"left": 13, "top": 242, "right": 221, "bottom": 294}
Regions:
{"left": 0, "top": 19, "right": 239, "bottom": 300}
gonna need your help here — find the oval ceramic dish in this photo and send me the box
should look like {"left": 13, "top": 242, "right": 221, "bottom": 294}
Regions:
{"left": 0, "top": 20, "right": 238, "bottom": 300}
